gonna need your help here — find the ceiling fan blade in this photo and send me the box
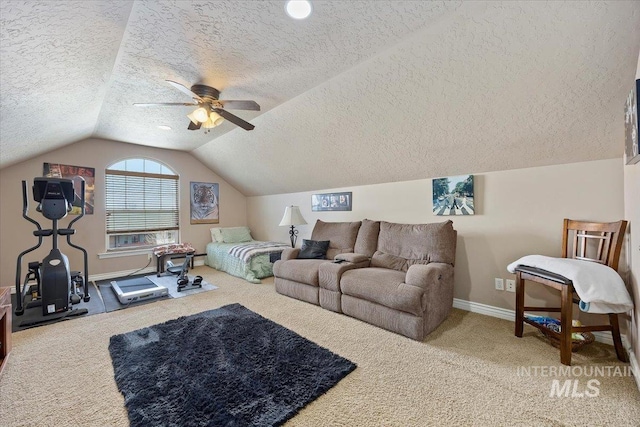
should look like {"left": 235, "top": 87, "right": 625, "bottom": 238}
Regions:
{"left": 188, "top": 121, "right": 202, "bottom": 131}
{"left": 217, "top": 100, "right": 260, "bottom": 111}
{"left": 215, "top": 108, "right": 255, "bottom": 131}
{"left": 166, "top": 80, "right": 203, "bottom": 102}
{"left": 134, "top": 103, "right": 198, "bottom": 107}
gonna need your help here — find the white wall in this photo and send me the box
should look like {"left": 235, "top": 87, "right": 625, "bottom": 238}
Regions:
{"left": 248, "top": 159, "right": 624, "bottom": 314}
{"left": 624, "top": 153, "right": 640, "bottom": 373}
{"left": 621, "top": 51, "right": 640, "bottom": 378}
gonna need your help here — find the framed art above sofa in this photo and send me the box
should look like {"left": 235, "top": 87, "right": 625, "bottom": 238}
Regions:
{"left": 312, "top": 192, "right": 352, "bottom": 211}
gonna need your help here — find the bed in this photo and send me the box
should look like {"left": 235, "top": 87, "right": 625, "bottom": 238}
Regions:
{"left": 205, "top": 227, "right": 289, "bottom": 283}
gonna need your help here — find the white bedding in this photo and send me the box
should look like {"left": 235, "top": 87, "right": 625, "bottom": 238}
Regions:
{"left": 507, "top": 255, "right": 633, "bottom": 314}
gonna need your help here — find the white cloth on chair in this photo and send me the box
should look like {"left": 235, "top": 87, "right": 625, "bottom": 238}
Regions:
{"left": 507, "top": 255, "right": 633, "bottom": 314}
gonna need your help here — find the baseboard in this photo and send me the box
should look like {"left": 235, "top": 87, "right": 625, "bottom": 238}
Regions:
{"left": 623, "top": 337, "right": 640, "bottom": 392}
{"left": 452, "top": 298, "right": 614, "bottom": 346}
{"left": 453, "top": 298, "right": 514, "bottom": 321}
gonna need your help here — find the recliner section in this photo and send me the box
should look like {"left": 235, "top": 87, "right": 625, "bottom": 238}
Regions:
{"left": 274, "top": 219, "right": 457, "bottom": 340}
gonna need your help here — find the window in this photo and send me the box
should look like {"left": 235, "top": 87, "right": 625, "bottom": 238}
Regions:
{"left": 105, "top": 158, "right": 179, "bottom": 251}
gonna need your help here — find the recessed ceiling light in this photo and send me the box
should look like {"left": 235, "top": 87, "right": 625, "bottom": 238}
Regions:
{"left": 158, "top": 125, "right": 172, "bottom": 130}
{"left": 285, "top": 0, "right": 312, "bottom": 20}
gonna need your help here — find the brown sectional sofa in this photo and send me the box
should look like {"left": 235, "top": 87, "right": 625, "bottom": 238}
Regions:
{"left": 273, "top": 219, "right": 457, "bottom": 340}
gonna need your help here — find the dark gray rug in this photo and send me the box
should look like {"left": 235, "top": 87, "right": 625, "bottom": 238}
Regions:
{"left": 108, "top": 303, "right": 356, "bottom": 427}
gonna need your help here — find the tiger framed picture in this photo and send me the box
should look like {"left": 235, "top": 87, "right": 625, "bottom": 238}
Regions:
{"left": 190, "top": 182, "right": 219, "bottom": 224}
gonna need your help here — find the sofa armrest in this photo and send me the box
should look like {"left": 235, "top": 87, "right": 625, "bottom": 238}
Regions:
{"left": 405, "top": 263, "right": 455, "bottom": 337}
{"left": 280, "top": 248, "right": 300, "bottom": 261}
{"left": 319, "top": 259, "right": 369, "bottom": 292}
{"left": 334, "top": 252, "right": 370, "bottom": 265}
{"left": 405, "top": 263, "right": 453, "bottom": 290}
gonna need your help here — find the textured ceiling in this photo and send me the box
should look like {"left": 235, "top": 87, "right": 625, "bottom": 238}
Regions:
{"left": 1, "top": 1, "right": 640, "bottom": 196}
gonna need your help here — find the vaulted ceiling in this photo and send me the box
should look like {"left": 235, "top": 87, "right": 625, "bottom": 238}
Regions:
{"left": 1, "top": 1, "right": 639, "bottom": 196}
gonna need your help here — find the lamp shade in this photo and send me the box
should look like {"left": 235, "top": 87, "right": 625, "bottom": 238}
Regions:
{"left": 192, "top": 106, "right": 210, "bottom": 123}
{"left": 209, "top": 111, "right": 224, "bottom": 126}
{"left": 279, "top": 206, "right": 307, "bottom": 226}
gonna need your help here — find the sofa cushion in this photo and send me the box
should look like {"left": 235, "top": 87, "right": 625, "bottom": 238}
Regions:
{"left": 353, "top": 219, "right": 380, "bottom": 258}
{"left": 340, "top": 268, "right": 424, "bottom": 316}
{"left": 311, "top": 220, "right": 362, "bottom": 260}
{"left": 272, "top": 259, "right": 329, "bottom": 287}
{"left": 297, "top": 239, "right": 330, "bottom": 259}
{"left": 370, "top": 220, "right": 456, "bottom": 272}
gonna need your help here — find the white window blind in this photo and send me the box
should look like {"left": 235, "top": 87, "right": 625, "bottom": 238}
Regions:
{"left": 105, "top": 169, "right": 179, "bottom": 234}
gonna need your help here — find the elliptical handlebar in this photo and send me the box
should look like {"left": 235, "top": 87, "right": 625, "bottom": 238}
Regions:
{"left": 15, "top": 180, "right": 44, "bottom": 315}
{"left": 21, "top": 180, "right": 42, "bottom": 231}
{"left": 64, "top": 179, "right": 90, "bottom": 302}
{"left": 67, "top": 178, "right": 85, "bottom": 229}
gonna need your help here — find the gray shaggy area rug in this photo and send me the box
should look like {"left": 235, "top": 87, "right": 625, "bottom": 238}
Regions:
{"left": 108, "top": 303, "right": 356, "bottom": 427}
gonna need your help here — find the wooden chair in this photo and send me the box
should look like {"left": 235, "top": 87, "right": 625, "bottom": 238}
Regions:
{"left": 514, "top": 218, "right": 629, "bottom": 365}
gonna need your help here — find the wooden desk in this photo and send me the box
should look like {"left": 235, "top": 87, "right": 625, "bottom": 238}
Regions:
{"left": 0, "top": 287, "right": 11, "bottom": 376}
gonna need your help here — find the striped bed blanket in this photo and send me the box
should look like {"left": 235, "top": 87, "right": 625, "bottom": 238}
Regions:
{"left": 228, "top": 241, "right": 290, "bottom": 263}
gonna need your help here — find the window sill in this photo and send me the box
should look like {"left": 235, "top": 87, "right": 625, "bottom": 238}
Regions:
{"left": 97, "top": 249, "right": 153, "bottom": 259}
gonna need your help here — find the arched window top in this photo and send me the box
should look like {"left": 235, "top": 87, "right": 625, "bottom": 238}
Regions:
{"left": 107, "top": 158, "right": 176, "bottom": 176}
{"left": 105, "top": 157, "right": 179, "bottom": 251}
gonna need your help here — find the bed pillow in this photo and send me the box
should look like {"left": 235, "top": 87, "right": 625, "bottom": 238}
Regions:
{"left": 297, "top": 239, "right": 330, "bottom": 259}
{"left": 210, "top": 227, "right": 223, "bottom": 243}
{"left": 221, "top": 226, "right": 253, "bottom": 243}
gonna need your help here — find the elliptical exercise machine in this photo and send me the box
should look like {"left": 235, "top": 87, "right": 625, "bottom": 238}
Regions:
{"left": 15, "top": 177, "right": 90, "bottom": 326}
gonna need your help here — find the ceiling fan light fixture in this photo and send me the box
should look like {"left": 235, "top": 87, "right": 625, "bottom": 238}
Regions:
{"left": 203, "top": 113, "right": 224, "bottom": 129}
{"left": 141, "top": 80, "right": 258, "bottom": 131}
{"left": 285, "top": 0, "right": 312, "bottom": 20}
{"left": 209, "top": 111, "right": 224, "bottom": 127}
{"left": 202, "top": 117, "right": 215, "bottom": 129}
{"left": 192, "top": 105, "right": 210, "bottom": 123}
{"left": 187, "top": 111, "right": 200, "bottom": 125}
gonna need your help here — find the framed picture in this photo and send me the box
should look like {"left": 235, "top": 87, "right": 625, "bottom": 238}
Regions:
{"left": 312, "top": 192, "right": 352, "bottom": 211}
{"left": 432, "top": 175, "right": 474, "bottom": 216}
{"left": 190, "top": 182, "right": 219, "bottom": 224}
{"left": 624, "top": 79, "right": 640, "bottom": 165}
{"left": 43, "top": 163, "right": 95, "bottom": 215}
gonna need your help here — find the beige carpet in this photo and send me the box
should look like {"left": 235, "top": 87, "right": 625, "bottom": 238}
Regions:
{"left": 1, "top": 266, "right": 638, "bottom": 426}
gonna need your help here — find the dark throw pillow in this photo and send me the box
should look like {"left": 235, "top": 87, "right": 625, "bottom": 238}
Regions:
{"left": 297, "top": 239, "right": 330, "bottom": 259}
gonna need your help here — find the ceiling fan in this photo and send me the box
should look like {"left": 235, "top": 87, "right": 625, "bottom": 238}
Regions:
{"left": 134, "top": 80, "right": 260, "bottom": 132}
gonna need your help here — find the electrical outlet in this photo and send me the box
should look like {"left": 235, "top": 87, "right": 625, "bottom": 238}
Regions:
{"left": 495, "top": 278, "right": 504, "bottom": 291}
{"left": 147, "top": 252, "right": 152, "bottom": 260}
{"left": 506, "top": 279, "right": 516, "bottom": 293}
